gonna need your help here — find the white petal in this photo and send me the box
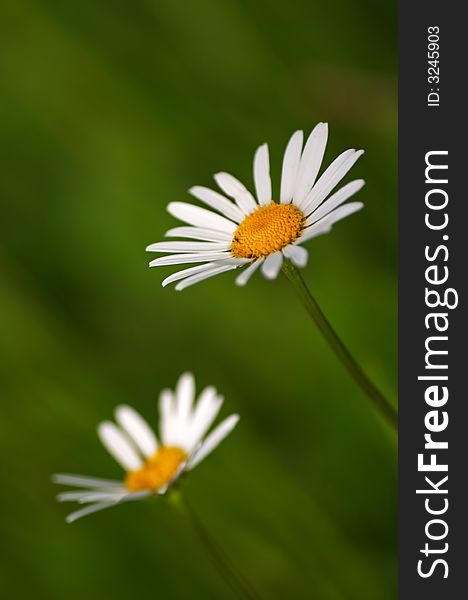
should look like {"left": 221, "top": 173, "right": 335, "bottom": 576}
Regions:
{"left": 185, "top": 387, "right": 223, "bottom": 450}
{"left": 175, "top": 372, "right": 195, "bottom": 436}
{"left": 162, "top": 259, "right": 248, "bottom": 289}
{"left": 65, "top": 492, "right": 150, "bottom": 523}
{"left": 52, "top": 474, "right": 123, "bottom": 488}
{"left": 76, "top": 492, "right": 129, "bottom": 504}
{"left": 187, "top": 414, "right": 240, "bottom": 470}
{"left": 66, "top": 502, "right": 118, "bottom": 524}
{"left": 253, "top": 144, "right": 272, "bottom": 205}
{"left": 159, "top": 388, "right": 176, "bottom": 446}
{"left": 306, "top": 179, "right": 365, "bottom": 225}
{"left": 174, "top": 263, "right": 239, "bottom": 291}
{"left": 301, "top": 149, "right": 364, "bottom": 215}
{"left": 300, "top": 202, "right": 364, "bottom": 243}
{"left": 162, "top": 263, "right": 218, "bottom": 287}
{"left": 299, "top": 220, "right": 332, "bottom": 242}
{"left": 214, "top": 172, "right": 258, "bottom": 214}
{"left": 293, "top": 123, "right": 328, "bottom": 207}
{"left": 168, "top": 202, "right": 237, "bottom": 234}
{"left": 261, "top": 251, "right": 283, "bottom": 280}
{"left": 57, "top": 490, "right": 128, "bottom": 503}
{"left": 280, "top": 130, "right": 303, "bottom": 203}
{"left": 189, "top": 186, "right": 245, "bottom": 222}
{"left": 300, "top": 148, "right": 355, "bottom": 213}
{"left": 115, "top": 405, "right": 158, "bottom": 458}
{"left": 149, "top": 252, "right": 232, "bottom": 267}
{"left": 235, "top": 258, "right": 263, "bottom": 286}
{"left": 146, "top": 241, "right": 229, "bottom": 253}
{"left": 97, "top": 422, "right": 143, "bottom": 471}
{"left": 282, "top": 245, "right": 308, "bottom": 268}
{"left": 165, "top": 226, "right": 232, "bottom": 242}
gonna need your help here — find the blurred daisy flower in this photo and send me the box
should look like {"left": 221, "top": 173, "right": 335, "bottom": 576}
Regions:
{"left": 147, "top": 123, "right": 364, "bottom": 289}
{"left": 53, "top": 373, "right": 239, "bottom": 523}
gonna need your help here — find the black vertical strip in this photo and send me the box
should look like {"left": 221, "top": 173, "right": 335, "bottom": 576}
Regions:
{"left": 399, "top": 2, "right": 466, "bottom": 597}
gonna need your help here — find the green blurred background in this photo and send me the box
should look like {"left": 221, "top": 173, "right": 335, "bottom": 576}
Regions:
{"left": 0, "top": 0, "right": 397, "bottom": 598}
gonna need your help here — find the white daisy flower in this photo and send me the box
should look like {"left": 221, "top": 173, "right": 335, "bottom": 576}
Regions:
{"left": 53, "top": 373, "right": 239, "bottom": 523}
{"left": 147, "top": 123, "right": 365, "bottom": 289}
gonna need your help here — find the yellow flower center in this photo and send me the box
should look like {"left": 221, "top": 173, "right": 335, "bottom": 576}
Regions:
{"left": 231, "top": 202, "right": 305, "bottom": 259}
{"left": 125, "top": 446, "right": 188, "bottom": 492}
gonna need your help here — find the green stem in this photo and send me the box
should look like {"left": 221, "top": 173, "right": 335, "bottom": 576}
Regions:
{"left": 282, "top": 260, "right": 398, "bottom": 432}
{"left": 170, "top": 492, "right": 262, "bottom": 600}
